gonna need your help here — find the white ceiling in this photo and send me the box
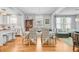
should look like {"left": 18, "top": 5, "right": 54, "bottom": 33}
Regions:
{"left": 17, "top": 7, "right": 58, "bottom": 15}
{"left": 0, "top": 7, "right": 25, "bottom": 15}
{"left": 16, "top": 7, "right": 79, "bottom": 15}
{"left": 57, "top": 7, "right": 79, "bottom": 15}
{"left": 1, "top": 7, "right": 79, "bottom": 15}
{"left": 0, "top": 7, "right": 15, "bottom": 15}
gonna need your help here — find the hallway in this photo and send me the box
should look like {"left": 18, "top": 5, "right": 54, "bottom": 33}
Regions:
{"left": 0, "top": 36, "right": 74, "bottom": 52}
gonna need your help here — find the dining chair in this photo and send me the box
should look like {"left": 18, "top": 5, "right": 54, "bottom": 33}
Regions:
{"left": 22, "top": 31, "right": 30, "bottom": 45}
{"left": 2, "top": 34, "right": 8, "bottom": 44}
{"left": 41, "top": 28, "right": 50, "bottom": 46}
{"left": 28, "top": 28, "right": 37, "bottom": 46}
{"left": 71, "top": 32, "right": 79, "bottom": 52}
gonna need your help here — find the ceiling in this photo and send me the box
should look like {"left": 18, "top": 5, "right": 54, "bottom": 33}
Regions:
{"left": 15, "top": 7, "right": 79, "bottom": 15}
{"left": 17, "top": 7, "right": 59, "bottom": 15}
{"left": 57, "top": 7, "right": 79, "bottom": 15}
{"left": 1, "top": 7, "right": 79, "bottom": 15}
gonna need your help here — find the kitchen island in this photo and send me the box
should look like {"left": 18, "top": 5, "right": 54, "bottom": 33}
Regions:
{"left": 0, "top": 29, "right": 16, "bottom": 46}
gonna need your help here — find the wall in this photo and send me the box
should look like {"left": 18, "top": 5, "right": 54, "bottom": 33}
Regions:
{"left": 51, "top": 14, "right": 56, "bottom": 33}
{"left": 1, "top": 13, "right": 79, "bottom": 35}
{"left": 0, "top": 16, "right": 3, "bottom": 24}
{"left": 25, "top": 14, "right": 51, "bottom": 30}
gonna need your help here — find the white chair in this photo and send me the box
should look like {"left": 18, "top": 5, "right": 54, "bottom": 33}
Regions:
{"left": 22, "top": 31, "right": 30, "bottom": 45}
{"left": 41, "top": 28, "right": 50, "bottom": 46}
{"left": 28, "top": 29, "right": 37, "bottom": 45}
{"left": 0, "top": 36, "right": 5, "bottom": 46}
{"left": 6, "top": 33, "right": 12, "bottom": 41}
{"left": 2, "top": 34, "right": 8, "bottom": 44}
{"left": 11, "top": 32, "right": 16, "bottom": 40}
{"left": 41, "top": 28, "right": 56, "bottom": 46}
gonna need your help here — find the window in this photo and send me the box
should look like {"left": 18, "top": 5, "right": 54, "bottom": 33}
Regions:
{"left": 56, "top": 17, "right": 71, "bottom": 32}
{"left": 66, "top": 17, "right": 71, "bottom": 30}
{"left": 10, "top": 15, "right": 17, "bottom": 24}
{"left": 75, "top": 16, "right": 79, "bottom": 31}
{"left": 0, "top": 16, "right": 3, "bottom": 24}
{"left": 7, "top": 15, "right": 10, "bottom": 24}
{"left": 56, "top": 17, "right": 62, "bottom": 29}
{"left": 7, "top": 15, "right": 17, "bottom": 25}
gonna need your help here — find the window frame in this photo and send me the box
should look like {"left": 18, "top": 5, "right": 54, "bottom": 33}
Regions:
{"left": 56, "top": 16, "right": 71, "bottom": 33}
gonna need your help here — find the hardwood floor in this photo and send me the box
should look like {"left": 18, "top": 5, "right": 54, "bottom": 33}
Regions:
{"left": 0, "top": 36, "right": 77, "bottom": 52}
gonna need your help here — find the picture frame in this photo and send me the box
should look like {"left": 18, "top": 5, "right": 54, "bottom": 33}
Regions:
{"left": 45, "top": 19, "right": 49, "bottom": 24}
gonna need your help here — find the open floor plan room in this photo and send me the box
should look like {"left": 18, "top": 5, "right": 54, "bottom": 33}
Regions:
{"left": 0, "top": 7, "right": 79, "bottom": 52}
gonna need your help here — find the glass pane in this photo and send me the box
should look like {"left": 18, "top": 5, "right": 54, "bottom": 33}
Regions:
{"left": 63, "top": 17, "right": 66, "bottom": 24}
{"left": 66, "top": 17, "right": 71, "bottom": 24}
{"left": 10, "top": 15, "right": 17, "bottom": 24}
{"left": 7, "top": 16, "right": 10, "bottom": 24}
{"left": 66, "top": 24, "right": 71, "bottom": 29}
{"left": 56, "top": 17, "right": 61, "bottom": 23}
{"left": 56, "top": 24, "right": 61, "bottom": 29}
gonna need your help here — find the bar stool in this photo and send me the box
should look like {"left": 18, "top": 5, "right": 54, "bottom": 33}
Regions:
{"left": 0, "top": 36, "right": 4, "bottom": 46}
{"left": 7, "top": 33, "right": 13, "bottom": 41}
{"left": 12, "top": 32, "right": 16, "bottom": 39}
{"left": 3, "top": 34, "right": 8, "bottom": 44}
